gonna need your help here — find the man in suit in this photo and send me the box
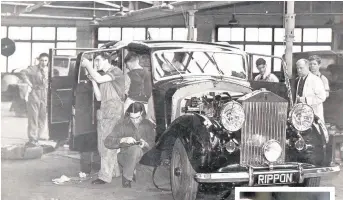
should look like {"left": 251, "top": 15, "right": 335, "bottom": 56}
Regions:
{"left": 295, "top": 59, "right": 326, "bottom": 122}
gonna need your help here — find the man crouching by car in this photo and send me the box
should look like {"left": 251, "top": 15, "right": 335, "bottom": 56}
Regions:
{"left": 104, "top": 102, "right": 156, "bottom": 188}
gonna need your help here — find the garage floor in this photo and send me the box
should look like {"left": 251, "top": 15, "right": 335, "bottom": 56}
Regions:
{"left": 1, "top": 102, "right": 342, "bottom": 200}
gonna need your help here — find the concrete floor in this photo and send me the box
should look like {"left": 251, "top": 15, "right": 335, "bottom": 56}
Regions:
{"left": 1, "top": 102, "right": 343, "bottom": 200}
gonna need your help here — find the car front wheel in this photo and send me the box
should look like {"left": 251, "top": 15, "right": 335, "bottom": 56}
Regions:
{"left": 171, "top": 138, "right": 199, "bottom": 200}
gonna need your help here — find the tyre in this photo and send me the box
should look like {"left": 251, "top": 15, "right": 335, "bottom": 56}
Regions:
{"left": 171, "top": 138, "right": 199, "bottom": 200}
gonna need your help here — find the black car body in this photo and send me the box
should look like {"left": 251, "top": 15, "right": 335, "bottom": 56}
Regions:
{"left": 48, "top": 41, "right": 340, "bottom": 200}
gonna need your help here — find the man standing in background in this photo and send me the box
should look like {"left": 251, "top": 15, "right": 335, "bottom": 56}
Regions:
{"left": 295, "top": 58, "right": 326, "bottom": 122}
{"left": 20, "top": 53, "right": 49, "bottom": 146}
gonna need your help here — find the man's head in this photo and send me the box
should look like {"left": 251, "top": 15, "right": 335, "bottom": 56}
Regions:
{"left": 308, "top": 55, "right": 321, "bottom": 74}
{"left": 38, "top": 53, "right": 49, "bottom": 68}
{"left": 124, "top": 51, "right": 140, "bottom": 71}
{"left": 127, "top": 102, "right": 146, "bottom": 125}
{"left": 256, "top": 58, "right": 267, "bottom": 75}
{"left": 173, "top": 52, "right": 185, "bottom": 63}
{"left": 94, "top": 52, "right": 111, "bottom": 71}
{"left": 296, "top": 59, "right": 310, "bottom": 77}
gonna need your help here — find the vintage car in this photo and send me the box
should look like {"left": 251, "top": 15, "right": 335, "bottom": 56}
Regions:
{"left": 48, "top": 41, "right": 340, "bottom": 200}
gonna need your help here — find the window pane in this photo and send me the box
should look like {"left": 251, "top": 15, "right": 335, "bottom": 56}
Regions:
{"left": 32, "top": 27, "right": 55, "bottom": 40}
{"left": 56, "top": 42, "right": 76, "bottom": 56}
{"left": 1, "top": 26, "right": 7, "bottom": 38}
{"left": 148, "top": 28, "right": 172, "bottom": 40}
{"left": 8, "top": 42, "right": 31, "bottom": 71}
{"left": 303, "top": 28, "right": 317, "bottom": 42}
{"left": 259, "top": 28, "right": 272, "bottom": 42}
{"left": 303, "top": 45, "right": 331, "bottom": 52}
{"left": 294, "top": 28, "right": 302, "bottom": 43}
{"left": 245, "top": 45, "right": 272, "bottom": 73}
{"left": 231, "top": 44, "right": 244, "bottom": 50}
{"left": 273, "top": 45, "right": 301, "bottom": 71}
{"left": 173, "top": 28, "right": 188, "bottom": 40}
{"left": 57, "top": 27, "right": 76, "bottom": 40}
{"left": 8, "top": 27, "right": 31, "bottom": 40}
{"left": 98, "top": 27, "right": 110, "bottom": 41}
{"left": 218, "top": 28, "right": 230, "bottom": 41}
{"left": 109, "top": 28, "right": 121, "bottom": 40}
{"left": 133, "top": 28, "right": 146, "bottom": 40}
{"left": 246, "top": 28, "right": 258, "bottom": 41}
{"left": 231, "top": 28, "right": 244, "bottom": 41}
{"left": 1, "top": 56, "right": 7, "bottom": 72}
{"left": 122, "top": 28, "right": 134, "bottom": 41}
{"left": 274, "top": 28, "right": 284, "bottom": 42}
{"left": 32, "top": 43, "right": 55, "bottom": 65}
{"left": 317, "top": 28, "right": 332, "bottom": 43}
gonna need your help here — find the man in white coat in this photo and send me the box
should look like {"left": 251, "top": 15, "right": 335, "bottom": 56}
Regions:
{"left": 295, "top": 59, "right": 326, "bottom": 122}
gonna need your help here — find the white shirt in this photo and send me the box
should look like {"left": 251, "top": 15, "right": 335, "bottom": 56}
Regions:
{"left": 254, "top": 72, "right": 279, "bottom": 82}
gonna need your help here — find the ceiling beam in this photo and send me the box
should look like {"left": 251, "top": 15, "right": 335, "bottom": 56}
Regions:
{"left": 100, "top": 1, "right": 241, "bottom": 23}
{"left": 2, "top": 2, "right": 119, "bottom": 12}
{"left": 2, "top": 12, "right": 98, "bottom": 21}
{"left": 19, "top": 1, "right": 51, "bottom": 14}
{"left": 93, "top": 1, "right": 129, "bottom": 11}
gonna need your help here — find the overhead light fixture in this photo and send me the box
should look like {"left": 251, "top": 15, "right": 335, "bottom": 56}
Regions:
{"left": 115, "top": 1, "right": 126, "bottom": 17}
{"left": 325, "top": 18, "right": 334, "bottom": 25}
{"left": 228, "top": 14, "right": 239, "bottom": 26}
{"left": 89, "top": 2, "right": 99, "bottom": 26}
{"left": 160, "top": 2, "right": 174, "bottom": 11}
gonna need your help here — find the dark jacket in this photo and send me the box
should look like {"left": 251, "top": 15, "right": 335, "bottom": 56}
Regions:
{"left": 127, "top": 68, "right": 152, "bottom": 102}
{"left": 104, "top": 118, "right": 155, "bottom": 152}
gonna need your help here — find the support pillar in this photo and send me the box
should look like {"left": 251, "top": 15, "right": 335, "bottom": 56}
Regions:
{"left": 284, "top": 1, "right": 295, "bottom": 78}
{"left": 187, "top": 10, "right": 197, "bottom": 41}
{"left": 76, "top": 22, "right": 96, "bottom": 54}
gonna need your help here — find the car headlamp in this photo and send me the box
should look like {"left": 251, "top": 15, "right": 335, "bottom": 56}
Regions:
{"left": 263, "top": 140, "right": 282, "bottom": 163}
{"left": 220, "top": 101, "right": 245, "bottom": 132}
{"left": 290, "top": 103, "right": 314, "bottom": 131}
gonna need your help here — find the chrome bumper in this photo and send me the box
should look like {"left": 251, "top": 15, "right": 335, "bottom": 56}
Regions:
{"left": 194, "top": 163, "right": 340, "bottom": 186}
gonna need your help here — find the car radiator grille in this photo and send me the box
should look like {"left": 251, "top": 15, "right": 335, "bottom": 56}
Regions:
{"left": 240, "top": 101, "right": 288, "bottom": 166}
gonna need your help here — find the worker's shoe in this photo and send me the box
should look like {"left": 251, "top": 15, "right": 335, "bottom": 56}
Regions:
{"left": 122, "top": 176, "right": 132, "bottom": 188}
{"left": 91, "top": 179, "right": 106, "bottom": 184}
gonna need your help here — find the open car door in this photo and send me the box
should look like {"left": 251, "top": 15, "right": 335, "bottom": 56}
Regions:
{"left": 69, "top": 48, "right": 125, "bottom": 152}
{"left": 48, "top": 48, "right": 95, "bottom": 143}
{"left": 246, "top": 52, "right": 294, "bottom": 106}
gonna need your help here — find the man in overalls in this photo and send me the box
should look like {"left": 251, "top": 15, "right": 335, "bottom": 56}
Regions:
{"left": 20, "top": 53, "right": 49, "bottom": 146}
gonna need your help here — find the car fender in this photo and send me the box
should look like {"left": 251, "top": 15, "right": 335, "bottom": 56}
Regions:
{"left": 154, "top": 113, "right": 212, "bottom": 170}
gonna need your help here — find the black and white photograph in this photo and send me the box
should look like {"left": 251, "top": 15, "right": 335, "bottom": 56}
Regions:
{"left": 1, "top": 1, "right": 343, "bottom": 200}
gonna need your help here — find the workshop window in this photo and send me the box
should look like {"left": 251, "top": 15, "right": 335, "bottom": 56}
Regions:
{"left": 57, "top": 27, "right": 77, "bottom": 41}
{"left": 1, "top": 56, "right": 7, "bottom": 72}
{"left": 122, "top": 28, "right": 146, "bottom": 41}
{"left": 7, "top": 42, "right": 31, "bottom": 72}
{"left": 56, "top": 42, "right": 76, "bottom": 56}
{"left": 303, "top": 45, "right": 331, "bottom": 52}
{"left": 231, "top": 44, "right": 244, "bottom": 50}
{"left": 172, "top": 28, "right": 197, "bottom": 40}
{"left": 273, "top": 45, "right": 301, "bottom": 71}
{"left": 217, "top": 28, "right": 230, "bottom": 41}
{"left": 8, "top": 27, "right": 31, "bottom": 40}
{"left": 274, "top": 28, "right": 302, "bottom": 43}
{"left": 303, "top": 28, "right": 332, "bottom": 43}
{"left": 32, "top": 43, "right": 55, "bottom": 65}
{"left": 32, "top": 27, "right": 55, "bottom": 40}
{"left": 147, "top": 28, "right": 172, "bottom": 40}
{"left": 98, "top": 27, "right": 121, "bottom": 41}
{"left": 246, "top": 28, "right": 272, "bottom": 42}
{"left": 1, "top": 26, "right": 7, "bottom": 38}
{"left": 317, "top": 28, "right": 332, "bottom": 43}
{"left": 231, "top": 28, "right": 244, "bottom": 41}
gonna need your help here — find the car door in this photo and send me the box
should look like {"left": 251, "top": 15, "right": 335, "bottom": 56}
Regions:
{"left": 48, "top": 54, "right": 76, "bottom": 141}
{"left": 48, "top": 49, "right": 96, "bottom": 143}
{"left": 70, "top": 48, "right": 125, "bottom": 152}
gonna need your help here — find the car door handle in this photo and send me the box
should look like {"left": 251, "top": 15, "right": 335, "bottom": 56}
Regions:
{"left": 79, "top": 80, "right": 88, "bottom": 84}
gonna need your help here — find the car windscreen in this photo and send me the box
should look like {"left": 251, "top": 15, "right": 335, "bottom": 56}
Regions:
{"left": 152, "top": 50, "right": 246, "bottom": 80}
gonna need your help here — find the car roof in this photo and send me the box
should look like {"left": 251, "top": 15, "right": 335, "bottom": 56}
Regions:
{"left": 102, "top": 40, "right": 242, "bottom": 52}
